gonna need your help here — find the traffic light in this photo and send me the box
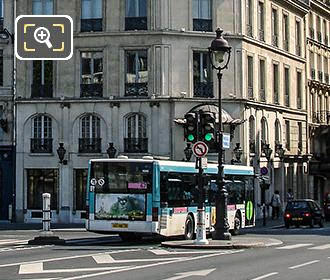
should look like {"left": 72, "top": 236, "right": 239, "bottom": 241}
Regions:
{"left": 184, "top": 113, "right": 197, "bottom": 143}
{"left": 201, "top": 112, "right": 215, "bottom": 143}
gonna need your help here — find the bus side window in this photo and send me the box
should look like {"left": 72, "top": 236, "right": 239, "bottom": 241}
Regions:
{"left": 160, "top": 172, "right": 168, "bottom": 205}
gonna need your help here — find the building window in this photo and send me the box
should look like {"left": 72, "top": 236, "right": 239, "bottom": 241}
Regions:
{"left": 0, "top": 50, "right": 3, "bottom": 86}
{"left": 309, "top": 12, "right": 314, "bottom": 39}
{"left": 31, "top": 115, "right": 52, "bottom": 153}
{"left": 285, "top": 120, "right": 290, "bottom": 150}
{"left": 295, "top": 20, "right": 301, "bottom": 56}
{"left": 124, "top": 113, "right": 148, "bottom": 153}
{"left": 193, "top": 51, "right": 213, "bottom": 98}
{"left": 81, "top": 52, "right": 103, "bottom": 97}
{"left": 318, "top": 54, "right": 322, "bottom": 82}
{"left": 81, "top": 0, "right": 102, "bottom": 32}
{"left": 298, "top": 122, "right": 302, "bottom": 153}
{"left": 273, "top": 63, "right": 279, "bottom": 104}
{"left": 246, "top": 0, "right": 253, "bottom": 37}
{"left": 324, "top": 20, "right": 328, "bottom": 46}
{"left": 74, "top": 169, "right": 87, "bottom": 212}
{"left": 284, "top": 67, "right": 290, "bottom": 107}
{"left": 275, "top": 119, "right": 281, "bottom": 146}
{"left": 32, "top": 0, "right": 53, "bottom": 14}
{"left": 247, "top": 56, "right": 254, "bottom": 99}
{"left": 249, "top": 116, "right": 255, "bottom": 154}
{"left": 310, "top": 51, "right": 315, "bottom": 80}
{"left": 297, "top": 71, "right": 302, "bottom": 109}
{"left": 325, "top": 56, "right": 329, "bottom": 84}
{"left": 283, "top": 13, "right": 289, "bottom": 51}
{"left": 0, "top": 0, "right": 3, "bottom": 30}
{"left": 317, "top": 16, "right": 321, "bottom": 43}
{"left": 258, "top": 1, "right": 264, "bottom": 41}
{"left": 125, "top": 0, "right": 147, "bottom": 30}
{"left": 27, "top": 169, "right": 58, "bottom": 210}
{"left": 125, "top": 50, "right": 148, "bottom": 96}
{"left": 32, "top": 61, "right": 53, "bottom": 98}
{"left": 79, "top": 115, "right": 101, "bottom": 153}
{"left": 193, "top": 0, "right": 212, "bottom": 32}
{"left": 259, "top": 59, "right": 265, "bottom": 102}
{"left": 271, "top": 8, "right": 278, "bottom": 47}
{"left": 261, "top": 117, "right": 268, "bottom": 145}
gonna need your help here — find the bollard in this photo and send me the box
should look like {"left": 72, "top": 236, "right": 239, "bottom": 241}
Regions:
{"left": 42, "top": 193, "right": 51, "bottom": 232}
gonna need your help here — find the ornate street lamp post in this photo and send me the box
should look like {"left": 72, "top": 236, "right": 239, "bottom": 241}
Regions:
{"left": 106, "top": 142, "right": 117, "bottom": 158}
{"left": 57, "top": 142, "right": 66, "bottom": 164}
{"left": 209, "top": 28, "right": 232, "bottom": 240}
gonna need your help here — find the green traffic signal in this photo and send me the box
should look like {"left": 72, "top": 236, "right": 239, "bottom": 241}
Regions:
{"left": 187, "top": 134, "right": 195, "bottom": 142}
{"left": 204, "top": 133, "right": 213, "bottom": 141}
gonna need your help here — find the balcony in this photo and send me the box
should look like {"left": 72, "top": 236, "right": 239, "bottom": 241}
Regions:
{"left": 318, "top": 71, "right": 323, "bottom": 82}
{"left": 30, "top": 138, "right": 52, "bottom": 153}
{"left": 81, "top": 18, "right": 102, "bottom": 32}
{"left": 317, "top": 31, "right": 322, "bottom": 43}
{"left": 272, "top": 35, "right": 278, "bottom": 47}
{"left": 248, "top": 86, "right": 254, "bottom": 99}
{"left": 80, "top": 83, "right": 103, "bottom": 98}
{"left": 124, "top": 137, "right": 148, "bottom": 153}
{"left": 193, "top": 82, "right": 213, "bottom": 98}
{"left": 259, "top": 89, "right": 265, "bottom": 102}
{"left": 125, "top": 82, "right": 148, "bottom": 97}
{"left": 283, "top": 39, "right": 289, "bottom": 51}
{"left": 79, "top": 138, "right": 101, "bottom": 153}
{"left": 31, "top": 84, "right": 53, "bottom": 98}
{"left": 125, "top": 17, "right": 147, "bottom": 31}
{"left": 246, "top": 25, "right": 253, "bottom": 37}
{"left": 311, "top": 68, "right": 316, "bottom": 80}
{"left": 309, "top": 27, "right": 314, "bottom": 39}
{"left": 193, "top": 19, "right": 212, "bottom": 32}
{"left": 258, "top": 29, "right": 264, "bottom": 41}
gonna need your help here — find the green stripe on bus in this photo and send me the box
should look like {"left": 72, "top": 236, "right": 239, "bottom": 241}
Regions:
{"left": 246, "top": 201, "right": 253, "bottom": 220}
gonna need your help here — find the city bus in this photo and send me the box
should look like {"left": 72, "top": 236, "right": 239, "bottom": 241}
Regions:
{"left": 85, "top": 157, "right": 255, "bottom": 241}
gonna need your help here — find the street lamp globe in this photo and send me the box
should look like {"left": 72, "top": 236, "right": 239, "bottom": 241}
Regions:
{"left": 209, "top": 28, "right": 231, "bottom": 70}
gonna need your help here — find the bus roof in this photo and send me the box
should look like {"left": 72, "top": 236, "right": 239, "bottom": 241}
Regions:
{"left": 89, "top": 158, "right": 254, "bottom": 176}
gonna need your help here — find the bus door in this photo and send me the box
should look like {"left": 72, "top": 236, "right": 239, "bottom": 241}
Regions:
{"left": 245, "top": 177, "right": 255, "bottom": 226}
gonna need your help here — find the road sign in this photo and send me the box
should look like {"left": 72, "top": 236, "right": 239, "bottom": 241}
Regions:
{"left": 260, "top": 166, "right": 268, "bottom": 175}
{"left": 222, "top": 133, "right": 230, "bottom": 149}
{"left": 192, "top": 141, "right": 208, "bottom": 157}
{"left": 201, "top": 157, "right": 208, "bottom": 169}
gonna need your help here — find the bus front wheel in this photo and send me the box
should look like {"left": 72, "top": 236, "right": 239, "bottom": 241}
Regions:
{"left": 184, "top": 215, "right": 195, "bottom": 240}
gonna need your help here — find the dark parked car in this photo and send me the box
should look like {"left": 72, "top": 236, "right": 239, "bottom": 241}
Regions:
{"left": 284, "top": 199, "right": 325, "bottom": 228}
{"left": 324, "top": 193, "right": 330, "bottom": 221}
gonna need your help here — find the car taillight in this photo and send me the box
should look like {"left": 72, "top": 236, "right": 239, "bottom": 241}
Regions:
{"left": 285, "top": 213, "right": 291, "bottom": 218}
{"left": 303, "top": 213, "right": 311, "bottom": 217}
{"left": 152, "top": 207, "right": 159, "bottom": 221}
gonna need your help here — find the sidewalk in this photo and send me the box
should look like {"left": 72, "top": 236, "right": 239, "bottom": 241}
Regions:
{"left": 254, "top": 217, "right": 285, "bottom": 229}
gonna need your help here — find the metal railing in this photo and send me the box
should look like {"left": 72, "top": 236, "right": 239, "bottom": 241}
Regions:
{"left": 79, "top": 138, "right": 101, "bottom": 153}
{"left": 81, "top": 18, "right": 102, "bottom": 32}
{"left": 124, "top": 137, "right": 148, "bottom": 153}
{"left": 193, "top": 82, "right": 214, "bottom": 98}
{"left": 30, "top": 138, "right": 53, "bottom": 153}
{"left": 31, "top": 84, "right": 53, "bottom": 98}
{"left": 125, "top": 17, "right": 147, "bottom": 31}
{"left": 125, "top": 82, "right": 148, "bottom": 97}
{"left": 80, "top": 83, "right": 103, "bottom": 97}
{"left": 193, "top": 19, "right": 212, "bottom": 32}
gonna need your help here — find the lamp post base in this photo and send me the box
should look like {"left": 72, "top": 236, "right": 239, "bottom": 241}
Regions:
{"left": 212, "top": 230, "right": 232, "bottom": 240}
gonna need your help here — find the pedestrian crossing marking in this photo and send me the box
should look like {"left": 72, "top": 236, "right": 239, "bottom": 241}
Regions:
{"left": 149, "top": 249, "right": 223, "bottom": 255}
{"left": 92, "top": 254, "right": 181, "bottom": 264}
{"left": 0, "top": 239, "right": 29, "bottom": 245}
{"left": 276, "top": 243, "right": 313, "bottom": 250}
{"left": 308, "top": 244, "right": 330, "bottom": 250}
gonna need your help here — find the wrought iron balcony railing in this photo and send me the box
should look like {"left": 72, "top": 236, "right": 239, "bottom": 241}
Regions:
{"left": 194, "top": 82, "right": 213, "bottom": 98}
{"left": 124, "top": 137, "right": 148, "bottom": 153}
{"left": 309, "top": 27, "right": 314, "bottom": 39}
{"left": 311, "top": 68, "right": 316, "bottom": 80}
{"left": 318, "top": 71, "right": 323, "bottom": 82}
{"left": 125, "top": 82, "right": 148, "bottom": 97}
{"left": 31, "top": 84, "right": 53, "bottom": 98}
{"left": 125, "top": 17, "right": 147, "bottom": 31}
{"left": 248, "top": 86, "right": 254, "bottom": 99}
{"left": 79, "top": 138, "right": 101, "bottom": 153}
{"left": 30, "top": 138, "right": 53, "bottom": 153}
{"left": 80, "top": 83, "right": 103, "bottom": 97}
{"left": 193, "top": 19, "right": 212, "bottom": 32}
{"left": 259, "top": 89, "right": 265, "bottom": 102}
{"left": 258, "top": 29, "right": 264, "bottom": 41}
{"left": 246, "top": 24, "right": 253, "bottom": 37}
{"left": 272, "top": 35, "right": 278, "bottom": 47}
{"left": 81, "top": 18, "right": 102, "bottom": 32}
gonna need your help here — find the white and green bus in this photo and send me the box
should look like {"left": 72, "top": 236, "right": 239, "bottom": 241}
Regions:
{"left": 86, "top": 158, "right": 255, "bottom": 241}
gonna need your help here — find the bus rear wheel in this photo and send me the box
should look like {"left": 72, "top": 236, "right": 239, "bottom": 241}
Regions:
{"left": 184, "top": 215, "right": 195, "bottom": 240}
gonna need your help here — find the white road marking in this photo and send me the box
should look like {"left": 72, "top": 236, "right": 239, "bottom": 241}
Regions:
{"left": 0, "top": 239, "right": 29, "bottom": 245}
{"left": 276, "top": 243, "right": 313, "bottom": 250}
{"left": 60, "top": 250, "right": 244, "bottom": 280}
{"left": 161, "top": 268, "right": 216, "bottom": 280}
{"left": 93, "top": 254, "right": 181, "bottom": 264}
{"left": 19, "top": 262, "right": 131, "bottom": 274}
{"left": 149, "top": 249, "right": 223, "bottom": 255}
{"left": 249, "top": 272, "right": 279, "bottom": 280}
{"left": 0, "top": 248, "right": 140, "bottom": 268}
{"left": 308, "top": 244, "right": 330, "bottom": 250}
{"left": 289, "top": 260, "right": 320, "bottom": 269}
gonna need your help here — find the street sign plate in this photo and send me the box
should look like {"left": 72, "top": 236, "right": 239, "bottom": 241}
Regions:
{"left": 222, "top": 133, "right": 230, "bottom": 149}
{"left": 192, "top": 141, "right": 208, "bottom": 157}
{"left": 201, "top": 157, "right": 208, "bottom": 169}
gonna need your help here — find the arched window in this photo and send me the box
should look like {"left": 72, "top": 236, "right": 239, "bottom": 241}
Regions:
{"left": 261, "top": 117, "right": 268, "bottom": 144}
{"left": 124, "top": 113, "right": 148, "bottom": 153}
{"left": 31, "top": 114, "right": 52, "bottom": 153}
{"left": 249, "top": 116, "right": 255, "bottom": 153}
{"left": 79, "top": 114, "right": 101, "bottom": 153}
{"left": 275, "top": 119, "right": 281, "bottom": 145}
